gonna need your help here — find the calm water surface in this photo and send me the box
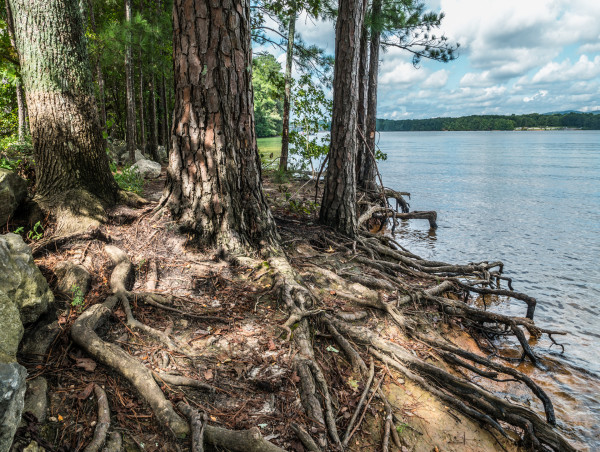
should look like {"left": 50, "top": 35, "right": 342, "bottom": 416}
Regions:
{"left": 376, "top": 131, "right": 600, "bottom": 449}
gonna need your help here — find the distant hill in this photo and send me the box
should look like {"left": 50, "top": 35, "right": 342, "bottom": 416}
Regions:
{"left": 376, "top": 112, "right": 600, "bottom": 132}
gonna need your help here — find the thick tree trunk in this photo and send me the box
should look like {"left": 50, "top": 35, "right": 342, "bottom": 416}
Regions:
{"left": 8, "top": 0, "right": 117, "bottom": 208}
{"left": 360, "top": 0, "right": 381, "bottom": 191}
{"left": 319, "top": 0, "right": 365, "bottom": 237}
{"left": 355, "top": 0, "right": 369, "bottom": 181}
{"left": 165, "top": 0, "right": 278, "bottom": 251}
{"left": 279, "top": 12, "right": 296, "bottom": 173}
{"left": 125, "top": 0, "right": 136, "bottom": 161}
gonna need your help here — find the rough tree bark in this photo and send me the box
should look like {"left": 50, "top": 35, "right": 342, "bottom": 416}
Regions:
{"left": 125, "top": 0, "right": 136, "bottom": 161}
{"left": 148, "top": 73, "right": 160, "bottom": 160}
{"left": 355, "top": 0, "right": 369, "bottom": 180}
{"left": 359, "top": 0, "right": 381, "bottom": 191}
{"left": 279, "top": 10, "right": 296, "bottom": 173}
{"left": 7, "top": 0, "right": 118, "bottom": 220}
{"left": 319, "top": 0, "right": 365, "bottom": 237}
{"left": 163, "top": 0, "right": 278, "bottom": 251}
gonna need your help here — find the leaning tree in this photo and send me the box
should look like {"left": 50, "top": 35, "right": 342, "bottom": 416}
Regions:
{"left": 7, "top": 0, "right": 118, "bottom": 232}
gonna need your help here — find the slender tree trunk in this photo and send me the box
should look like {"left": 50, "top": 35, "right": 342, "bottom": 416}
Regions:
{"left": 125, "top": 0, "right": 136, "bottom": 161}
{"left": 355, "top": 0, "right": 369, "bottom": 182}
{"left": 7, "top": 0, "right": 118, "bottom": 206}
{"left": 360, "top": 0, "right": 381, "bottom": 191}
{"left": 319, "top": 0, "right": 365, "bottom": 237}
{"left": 279, "top": 11, "right": 296, "bottom": 173}
{"left": 138, "top": 50, "right": 146, "bottom": 154}
{"left": 4, "top": 0, "right": 28, "bottom": 141}
{"left": 15, "top": 79, "right": 27, "bottom": 141}
{"left": 165, "top": 0, "right": 278, "bottom": 251}
{"left": 88, "top": 0, "right": 107, "bottom": 132}
{"left": 149, "top": 72, "right": 159, "bottom": 161}
{"left": 160, "top": 74, "right": 168, "bottom": 148}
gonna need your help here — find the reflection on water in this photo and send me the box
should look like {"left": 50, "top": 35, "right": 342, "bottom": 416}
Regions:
{"left": 377, "top": 131, "right": 600, "bottom": 449}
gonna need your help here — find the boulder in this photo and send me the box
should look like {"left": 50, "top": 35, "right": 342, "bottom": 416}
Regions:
{"left": 132, "top": 159, "right": 161, "bottom": 179}
{"left": 0, "top": 362, "right": 27, "bottom": 452}
{"left": 157, "top": 145, "right": 168, "bottom": 162}
{"left": 0, "top": 169, "right": 27, "bottom": 225}
{"left": 0, "top": 234, "right": 54, "bottom": 327}
{"left": 54, "top": 261, "right": 91, "bottom": 296}
{"left": 134, "top": 149, "right": 145, "bottom": 162}
{"left": 23, "top": 377, "right": 47, "bottom": 423}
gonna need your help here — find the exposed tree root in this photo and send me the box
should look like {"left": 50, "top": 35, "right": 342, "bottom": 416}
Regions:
{"left": 83, "top": 384, "right": 110, "bottom": 452}
{"left": 31, "top": 227, "right": 111, "bottom": 257}
{"left": 177, "top": 403, "right": 285, "bottom": 452}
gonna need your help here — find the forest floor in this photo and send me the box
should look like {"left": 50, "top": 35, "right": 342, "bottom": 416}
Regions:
{"left": 10, "top": 167, "right": 572, "bottom": 452}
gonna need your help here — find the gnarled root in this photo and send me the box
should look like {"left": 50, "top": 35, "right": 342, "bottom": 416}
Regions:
{"left": 83, "top": 384, "right": 110, "bottom": 452}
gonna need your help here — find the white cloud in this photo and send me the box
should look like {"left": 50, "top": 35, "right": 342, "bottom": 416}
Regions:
{"left": 422, "top": 70, "right": 449, "bottom": 88}
{"left": 379, "top": 60, "right": 424, "bottom": 86}
{"left": 523, "top": 90, "right": 548, "bottom": 103}
{"left": 531, "top": 55, "right": 600, "bottom": 83}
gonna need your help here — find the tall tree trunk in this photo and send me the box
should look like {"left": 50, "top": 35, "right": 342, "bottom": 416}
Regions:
{"left": 279, "top": 11, "right": 296, "bottom": 173}
{"left": 15, "top": 78, "right": 27, "bottom": 141}
{"left": 7, "top": 0, "right": 118, "bottom": 207}
{"left": 319, "top": 0, "right": 365, "bottom": 237}
{"left": 360, "top": 0, "right": 381, "bottom": 191}
{"left": 160, "top": 74, "right": 168, "bottom": 148}
{"left": 88, "top": 0, "right": 107, "bottom": 132}
{"left": 149, "top": 72, "right": 159, "bottom": 160}
{"left": 165, "top": 0, "right": 278, "bottom": 251}
{"left": 125, "top": 0, "right": 136, "bottom": 161}
{"left": 138, "top": 49, "right": 146, "bottom": 154}
{"left": 355, "top": 0, "right": 369, "bottom": 182}
{"left": 4, "top": 0, "right": 28, "bottom": 141}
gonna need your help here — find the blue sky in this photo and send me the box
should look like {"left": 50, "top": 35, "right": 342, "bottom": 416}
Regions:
{"left": 258, "top": 0, "right": 600, "bottom": 119}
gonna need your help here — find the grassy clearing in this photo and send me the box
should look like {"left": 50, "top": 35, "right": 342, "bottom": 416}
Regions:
{"left": 257, "top": 136, "right": 282, "bottom": 160}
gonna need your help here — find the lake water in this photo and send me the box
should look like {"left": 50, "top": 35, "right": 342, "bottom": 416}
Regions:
{"left": 376, "top": 130, "right": 600, "bottom": 449}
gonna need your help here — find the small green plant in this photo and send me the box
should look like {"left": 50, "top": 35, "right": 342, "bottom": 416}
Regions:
{"left": 110, "top": 162, "right": 144, "bottom": 195}
{"left": 396, "top": 422, "right": 409, "bottom": 436}
{"left": 12, "top": 226, "right": 24, "bottom": 234}
{"left": 27, "top": 221, "right": 44, "bottom": 241}
{"left": 70, "top": 285, "right": 84, "bottom": 312}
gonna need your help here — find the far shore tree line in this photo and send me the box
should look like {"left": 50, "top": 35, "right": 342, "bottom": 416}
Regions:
{"left": 376, "top": 112, "right": 600, "bottom": 131}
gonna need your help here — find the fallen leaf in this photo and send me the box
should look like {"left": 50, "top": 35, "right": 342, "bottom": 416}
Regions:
{"left": 268, "top": 339, "right": 276, "bottom": 350}
{"left": 57, "top": 414, "right": 63, "bottom": 421}
{"left": 204, "top": 369, "right": 213, "bottom": 380}
{"left": 76, "top": 383, "right": 95, "bottom": 400}
{"left": 75, "top": 358, "right": 97, "bottom": 372}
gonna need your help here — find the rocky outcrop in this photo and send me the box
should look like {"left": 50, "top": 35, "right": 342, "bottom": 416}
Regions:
{"left": 0, "top": 234, "right": 54, "bottom": 327}
{"left": 0, "top": 363, "right": 27, "bottom": 452}
{"left": 0, "top": 169, "right": 27, "bottom": 226}
{"left": 0, "top": 234, "right": 53, "bottom": 451}
{"left": 132, "top": 159, "right": 161, "bottom": 179}
{"left": 134, "top": 149, "right": 145, "bottom": 162}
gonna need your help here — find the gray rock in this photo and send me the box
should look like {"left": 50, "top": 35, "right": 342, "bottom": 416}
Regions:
{"left": 23, "top": 441, "right": 43, "bottom": 452}
{"left": 131, "top": 159, "right": 161, "bottom": 179}
{"left": 0, "top": 292, "right": 23, "bottom": 364}
{"left": 0, "top": 169, "right": 27, "bottom": 225}
{"left": 0, "top": 234, "right": 54, "bottom": 327}
{"left": 54, "top": 261, "right": 91, "bottom": 296}
{"left": 23, "top": 377, "right": 47, "bottom": 423}
{"left": 0, "top": 362, "right": 27, "bottom": 452}
{"left": 134, "top": 149, "right": 145, "bottom": 162}
{"left": 157, "top": 145, "right": 168, "bottom": 162}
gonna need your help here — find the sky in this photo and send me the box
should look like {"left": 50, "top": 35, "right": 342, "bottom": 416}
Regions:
{"left": 258, "top": 0, "right": 600, "bottom": 119}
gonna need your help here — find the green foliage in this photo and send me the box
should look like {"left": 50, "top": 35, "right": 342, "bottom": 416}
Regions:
{"left": 253, "top": 54, "right": 285, "bottom": 138}
{"left": 288, "top": 75, "right": 332, "bottom": 172}
{"left": 110, "top": 162, "right": 144, "bottom": 195}
{"left": 70, "top": 285, "right": 84, "bottom": 312}
{"left": 27, "top": 221, "right": 44, "bottom": 241}
{"left": 377, "top": 112, "right": 600, "bottom": 132}
{"left": 396, "top": 422, "right": 409, "bottom": 436}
